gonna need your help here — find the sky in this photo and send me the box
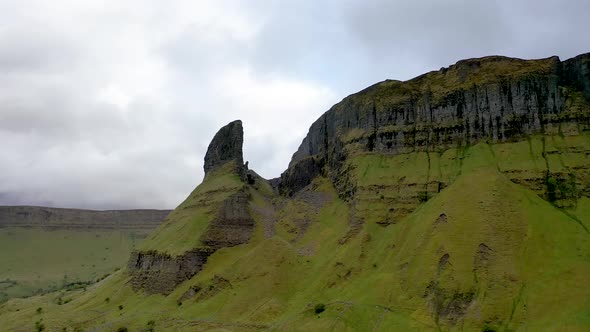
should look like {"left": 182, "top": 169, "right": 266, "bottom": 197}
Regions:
{"left": 0, "top": 0, "right": 589, "bottom": 210}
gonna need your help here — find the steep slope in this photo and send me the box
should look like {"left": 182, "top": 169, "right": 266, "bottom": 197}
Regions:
{"left": 1, "top": 53, "right": 590, "bottom": 331}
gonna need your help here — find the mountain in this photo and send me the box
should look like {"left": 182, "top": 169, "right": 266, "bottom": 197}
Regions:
{"left": 1, "top": 53, "right": 589, "bottom": 331}
{"left": 0, "top": 206, "right": 171, "bottom": 230}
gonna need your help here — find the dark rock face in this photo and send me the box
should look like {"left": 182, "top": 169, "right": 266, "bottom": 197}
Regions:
{"left": 279, "top": 156, "right": 324, "bottom": 196}
{"left": 0, "top": 206, "right": 170, "bottom": 230}
{"left": 127, "top": 248, "right": 214, "bottom": 294}
{"left": 204, "top": 120, "right": 245, "bottom": 178}
{"left": 562, "top": 53, "right": 590, "bottom": 99}
{"left": 127, "top": 190, "right": 254, "bottom": 294}
{"left": 284, "top": 53, "right": 590, "bottom": 197}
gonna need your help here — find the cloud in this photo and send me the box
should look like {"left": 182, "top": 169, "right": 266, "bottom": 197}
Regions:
{"left": 0, "top": 0, "right": 588, "bottom": 209}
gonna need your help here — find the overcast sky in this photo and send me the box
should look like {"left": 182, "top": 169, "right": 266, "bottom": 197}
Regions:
{"left": 1, "top": 0, "right": 589, "bottom": 209}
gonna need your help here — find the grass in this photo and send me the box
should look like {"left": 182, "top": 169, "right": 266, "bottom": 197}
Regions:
{"left": 138, "top": 161, "right": 245, "bottom": 255}
{"left": 0, "top": 228, "right": 143, "bottom": 302}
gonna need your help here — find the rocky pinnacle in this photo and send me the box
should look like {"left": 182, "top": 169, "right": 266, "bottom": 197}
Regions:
{"left": 204, "top": 120, "right": 245, "bottom": 178}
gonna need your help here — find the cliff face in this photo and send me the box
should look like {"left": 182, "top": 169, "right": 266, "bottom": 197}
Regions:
{"left": 0, "top": 206, "right": 170, "bottom": 230}
{"left": 127, "top": 248, "right": 214, "bottom": 294}
{"left": 281, "top": 54, "right": 590, "bottom": 202}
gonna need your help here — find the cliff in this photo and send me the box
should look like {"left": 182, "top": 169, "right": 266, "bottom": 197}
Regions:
{"left": 0, "top": 205, "right": 170, "bottom": 230}
{"left": 282, "top": 53, "right": 590, "bottom": 196}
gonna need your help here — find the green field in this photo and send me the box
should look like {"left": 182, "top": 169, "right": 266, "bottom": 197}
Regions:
{"left": 0, "top": 228, "right": 146, "bottom": 303}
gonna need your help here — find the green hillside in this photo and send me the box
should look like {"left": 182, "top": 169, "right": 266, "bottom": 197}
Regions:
{"left": 1, "top": 138, "right": 590, "bottom": 331}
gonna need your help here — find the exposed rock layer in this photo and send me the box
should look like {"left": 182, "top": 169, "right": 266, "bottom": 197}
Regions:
{"left": 0, "top": 205, "right": 170, "bottom": 230}
{"left": 127, "top": 248, "right": 214, "bottom": 294}
{"left": 200, "top": 190, "right": 255, "bottom": 249}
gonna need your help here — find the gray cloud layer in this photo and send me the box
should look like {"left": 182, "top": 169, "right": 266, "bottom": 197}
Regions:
{"left": 1, "top": 0, "right": 589, "bottom": 209}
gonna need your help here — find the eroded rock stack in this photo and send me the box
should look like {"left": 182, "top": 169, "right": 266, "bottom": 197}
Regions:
{"left": 204, "top": 120, "right": 246, "bottom": 179}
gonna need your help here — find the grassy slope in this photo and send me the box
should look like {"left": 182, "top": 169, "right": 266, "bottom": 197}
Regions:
{"left": 1, "top": 139, "right": 590, "bottom": 331}
{"left": 0, "top": 228, "right": 145, "bottom": 303}
{"left": 139, "top": 161, "right": 245, "bottom": 255}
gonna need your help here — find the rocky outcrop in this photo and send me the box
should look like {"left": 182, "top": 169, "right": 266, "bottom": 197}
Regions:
{"left": 278, "top": 156, "right": 325, "bottom": 196}
{"left": 204, "top": 120, "right": 246, "bottom": 179}
{"left": 0, "top": 205, "right": 170, "bottom": 230}
{"left": 127, "top": 248, "right": 214, "bottom": 294}
{"left": 282, "top": 53, "right": 590, "bottom": 198}
{"left": 128, "top": 120, "right": 256, "bottom": 294}
{"left": 562, "top": 52, "right": 590, "bottom": 99}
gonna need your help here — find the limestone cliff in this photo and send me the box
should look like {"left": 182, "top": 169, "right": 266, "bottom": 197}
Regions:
{"left": 279, "top": 53, "right": 590, "bottom": 223}
{"left": 0, "top": 205, "right": 170, "bottom": 230}
{"left": 283, "top": 54, "right": 590, "bottom": 191}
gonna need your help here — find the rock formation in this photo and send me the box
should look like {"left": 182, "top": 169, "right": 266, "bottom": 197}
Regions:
{"left": 203, "top": 120, "right": 246, "bottom": 179}
{"left": 128, "top": 54, "right": 590, "bottom": 295}
{"left": 127, "top": 121, "right": 255, "bottom": 294}
{"left": 199, "top": 190, "right": 255, "bottom": 249}
{"left": 276, "top": 53, "right": 590, "bottom": 227}
{"left": 281, "top": 54, "right": 590, "bottom": 198}
{"left": 127, "top": 248, "right": 214, "bottom": 294}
